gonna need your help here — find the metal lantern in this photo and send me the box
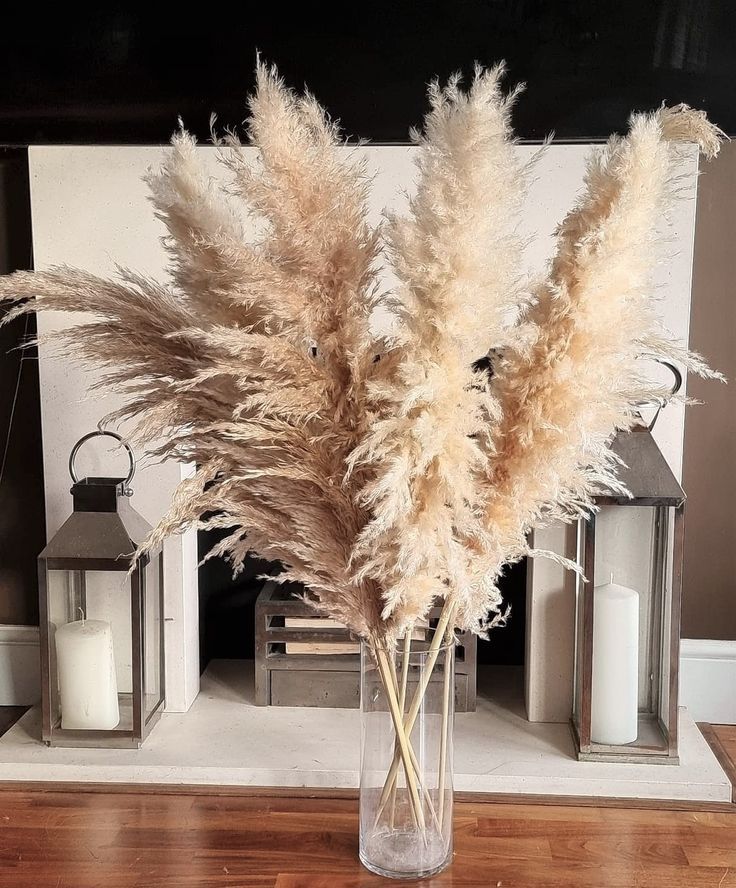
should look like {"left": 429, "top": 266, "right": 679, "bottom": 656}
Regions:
{"left": 38, "top": 431, "right": 165, "bottom": 748}
{"left": 571, "top": 423, "right": 685, "bottom": 763}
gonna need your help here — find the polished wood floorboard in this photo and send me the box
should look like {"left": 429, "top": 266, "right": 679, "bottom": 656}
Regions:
{"left": 702, "top": 724, "right": 736, "bottom": 803}
{"left": 0, "top": 726, "right": 731, "bottom": 887}
{"left": 716, "top": 726, "right": 736, "bottom": 785}
{"left": 0, "top": 789, "right": 733, "bottom": 886}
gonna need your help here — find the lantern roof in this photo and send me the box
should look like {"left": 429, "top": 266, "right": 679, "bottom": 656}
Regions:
{"left": 595, "top": 426, "right": 685, "bottom": 507}
{"left": 39, "top": 477, "right": 153, "bottom": 570}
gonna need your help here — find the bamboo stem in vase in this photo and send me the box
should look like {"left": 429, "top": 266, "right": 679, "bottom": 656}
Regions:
{"left": 382, "top": 642, "right": 418, "bottom": 829}
{"left": 372, "top": 643, "right": 426, "bottom": 832}
{"left": 383, "top": 636, "right": 441, "bottom": 835}
{"left": 389, "top": 628, "right": 413, "bottom": 829}
{"left": 374, "top": 598, "right": 458, "bottom": 823}
{"left": 437, "top": 620, "right": 454, "bottom": 829}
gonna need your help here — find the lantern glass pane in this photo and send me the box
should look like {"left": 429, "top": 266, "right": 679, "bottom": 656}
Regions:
{"left": 658, "top": 507, "right": 677, "bottom": 729}
{"left": 589, "top": 504, "right": 668, "bottom": 754}
{"left": 572, "top": 522, "right": 587, "bottom": 738}
{"left": 46, "top": 568, "right": 134, "bottom": 733}
{"left": 143, "top": 555, "right": 163, "bottom": 722}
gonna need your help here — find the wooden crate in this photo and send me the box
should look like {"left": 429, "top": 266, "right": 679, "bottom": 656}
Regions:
{"left": 255, "top": 580, "right": 477, "bottom": 711}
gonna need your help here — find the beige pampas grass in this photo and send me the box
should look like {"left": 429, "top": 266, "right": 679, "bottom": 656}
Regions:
{"left": 0, "top": 63, "right": 724, "bottom": 647}
{"left": 481, "top": 104, "right": 725, "bottom": 591}
{"left": 1, "top": 62, "right": 385, "bottom": 640}
{"left": 349, "top": 64, "right": 528, "bottom": 635}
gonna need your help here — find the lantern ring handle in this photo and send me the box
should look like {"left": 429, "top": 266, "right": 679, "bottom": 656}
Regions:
{"left": 643, "top": 361, "right": 683, "bottom": 432}
{"left": 68, "top": 430, "right": 136, "bottom": 495}
{"left": 661, "top": 361, "right": 683, "bottom": 398}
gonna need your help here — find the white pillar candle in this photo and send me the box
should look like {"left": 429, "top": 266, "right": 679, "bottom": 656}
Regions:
{"left": 55, "top": 620, "right": 119, "bottom": 730}
{"left": 591, "top": 580, "right": 639, "bottom": 745}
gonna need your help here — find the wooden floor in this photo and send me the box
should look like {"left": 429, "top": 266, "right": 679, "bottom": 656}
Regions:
{"left": 0, "top": 728, "right": 732, "bottom": 888}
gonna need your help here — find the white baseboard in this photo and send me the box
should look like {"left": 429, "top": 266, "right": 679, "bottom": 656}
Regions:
{"left": 2, "top": 627, "right": 731, "bottom": 724}
{"left": 0, "top": 625, "right": 40, "bottom": 706}
{"left": 680, "top": 638, "right": 736, "bottom": 725}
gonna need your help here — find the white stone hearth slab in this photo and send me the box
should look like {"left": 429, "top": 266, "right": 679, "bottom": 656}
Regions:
{"left": 0, "top": 661, "right": 729, "bottom": 802}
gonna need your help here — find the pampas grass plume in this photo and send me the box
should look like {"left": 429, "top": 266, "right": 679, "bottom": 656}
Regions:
{"left": 0, "top": 63, "right": 724, "bottom": 642}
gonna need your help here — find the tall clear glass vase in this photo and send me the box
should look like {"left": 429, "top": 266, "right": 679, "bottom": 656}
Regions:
{"left": 359, "top": 632, "right": 455, "bottom": 879}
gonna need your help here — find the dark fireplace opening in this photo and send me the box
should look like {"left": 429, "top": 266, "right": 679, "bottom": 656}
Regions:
{"left": 197, "top": 528, "right": 527, "bottom": 674}
{"left": 477, "top": 559, "right": 527, "bottom": 667}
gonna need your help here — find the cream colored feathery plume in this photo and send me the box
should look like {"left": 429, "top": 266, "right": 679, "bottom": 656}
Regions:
{"left": 0, "top": 62, "right": 389, "bottom": 640}
{"left": 350, "top": 65, "right": 530, "bottom": 634}
{"left": 482, "top": 105, "right": 724, "bottom": 584}
{"left": 0, "top": 64, "right": 724, "bottom": 645}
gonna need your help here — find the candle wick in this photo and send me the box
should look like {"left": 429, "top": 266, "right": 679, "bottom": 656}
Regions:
{"left": 78, "top": 606, "right": 85, "bottom": 625}
{"left": 610, "top": 572, "right": 614, "bottom": 585}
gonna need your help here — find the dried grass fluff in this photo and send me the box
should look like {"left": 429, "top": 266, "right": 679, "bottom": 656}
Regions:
{"left": 0, "top": 62, "right": 724, "bottom": 643}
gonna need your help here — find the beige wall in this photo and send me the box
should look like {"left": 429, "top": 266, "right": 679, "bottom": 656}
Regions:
{"left": 682, "top": 143, "right": 736, "bottom": 640}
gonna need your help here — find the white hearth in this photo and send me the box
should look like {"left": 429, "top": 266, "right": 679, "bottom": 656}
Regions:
{"left": 0, "top": 660, "right": 729, "bottom": 802}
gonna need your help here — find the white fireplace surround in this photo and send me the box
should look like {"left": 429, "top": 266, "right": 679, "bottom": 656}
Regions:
{"left": 2, "top": 143, "right": 731, "bottom": 800}
{"left": 28, "top": 143, "right": 699, "bottom": 721}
